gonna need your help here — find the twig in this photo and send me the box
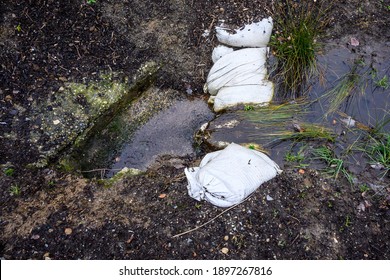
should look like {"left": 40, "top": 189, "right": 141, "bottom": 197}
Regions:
{"left": 81, "top": 168, "right": 123, "bottom": 173}
{"left": 172, "top": 194, "right": 254, "bottom": 238}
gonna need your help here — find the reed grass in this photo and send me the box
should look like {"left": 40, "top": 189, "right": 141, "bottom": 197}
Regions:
{"left": 241, "top": 101, "right": 335, "bottom": 144}
{"left": 270, "top": 0, "right": 331, "bottom": 99}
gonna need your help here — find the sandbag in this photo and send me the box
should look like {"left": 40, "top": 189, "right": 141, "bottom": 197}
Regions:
{"left": 211, "top": 45, "right": 234, "bottom": 63}
{"left": 184, "top": 143, "right": 282, "bottom": 207}
{"left": 216, "top": 17, "right": 273, "bottom": 48}
{"left": 205, "top": 48, "right": 268, "bottom": 95}
{"left": 211, "top": 81, "right": 274, "bottom": 112}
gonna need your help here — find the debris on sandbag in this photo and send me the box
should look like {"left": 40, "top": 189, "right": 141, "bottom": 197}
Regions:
{"left": 184, "top": 143, "right": 282, "bottom": 207}
{"left": 205, "top": 17, "right": 275, "bottom": 112}
{"left": 215, "top": 17, "right": 273, "bottom": 48}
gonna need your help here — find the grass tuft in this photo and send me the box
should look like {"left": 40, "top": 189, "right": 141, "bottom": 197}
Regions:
{"left": 313, "top": 146, "right": 353, "bottom": 184}
{"left": 365, "top": 133, "right": 390, "bottom": 177}
{"left": 270, "top": 0, "right": 331, "bottom": 99}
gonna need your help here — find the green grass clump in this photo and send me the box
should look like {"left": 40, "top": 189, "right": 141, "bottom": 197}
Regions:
{"left": 4, "top": 168, "right": 15, "bottom": 176}
{"left": 365, "top": 133, "right": 390, "bottom": 177}
{"left": 10, "top": 184, "right": 21, "bottom": 196}
{"left": 313, "top": 146, "right": 353, "bottom": 183}
{"left": 270, "top": 0, "right": 331, "bottom": 98}
{"left": 375, "top": 75, "right": 389, "bottom": 89}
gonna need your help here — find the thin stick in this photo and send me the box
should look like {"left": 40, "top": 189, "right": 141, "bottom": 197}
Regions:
{"left": 81, "top": 168, "right": 123, "bottom": 173}
{"left": 172, "top": 194, "right": 254, "bottom": 238}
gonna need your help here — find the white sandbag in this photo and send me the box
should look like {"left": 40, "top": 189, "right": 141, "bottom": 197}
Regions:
{"left": 206, "top": 48, "right": 268, "bottom": 95}
{"left": 216, "top": 17, "right": 273, "bottom": 48}
{"left": 212, "top": 45, "right": 234, "bottom": 63}
{"left": 184, "top": 143, "right": 282, "bottom": 207}
{"left": 212, "top": 81, "right": 274, "bottom": 112}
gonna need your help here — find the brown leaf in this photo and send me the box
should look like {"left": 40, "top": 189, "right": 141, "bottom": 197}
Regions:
{"left": 158, "top": 193, "right": 167, "bottom": 199}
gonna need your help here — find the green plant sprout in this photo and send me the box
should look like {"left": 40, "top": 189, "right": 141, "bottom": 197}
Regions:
{"left": 87, "top": 0, "right": 96, "bottom": 4}
{"left": 366, "top": 133, "right": 390, "bottom": 177}
{"left": 244, "top": 105, "right": 254, "bottom": 111}
{"left": 4, "top": 168, "right": 15, "bottom": 176}
{"left": 313, "top": 146, "right": 353, "bottom": 184}
{"left": 10, "top": 184, "right": 21, "bottom": 196}
{"left": 375, "top": 75, "right": 389, "bottom": 89}
{"left": 359, "top": 184, "right": 370, "bottom": 193}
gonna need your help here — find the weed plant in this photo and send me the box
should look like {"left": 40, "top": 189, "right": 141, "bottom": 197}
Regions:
{"left": 313, "top": 146, "right": 353, "bottom": 184}
{"left": 9, "top": 184, "right": 21, "bottom": 196}
{"left": 365, "top": 133, "right": 390, "bottom": 177}
{"left": 375, "top": 75, "right": 389, "bottom": 89}
{"left": 270, "top": 0, "right": 331, "bottom": 99}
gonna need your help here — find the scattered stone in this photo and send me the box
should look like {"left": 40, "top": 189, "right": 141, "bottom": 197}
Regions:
{"left": 64, "top": 228, "right": 73, "bottom": 235}
{"left": 223, "top": 235, "right": 229, "bottom": 241}
{"left": 266, "top": 195, "right": 274, "bottom": 201}
{"left": 53, "top": 120, "right": 60, "bottom": 125}
{"left": 221, "top": 247, "right": 229, "bottom": 254}
{"left": 350, "top": 37, "right": 360, "bottom": 47}
{"left": 31, "top": 234, "right": 40, "bottom": 240}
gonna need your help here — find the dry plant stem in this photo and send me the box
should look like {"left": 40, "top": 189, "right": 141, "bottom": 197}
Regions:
{"left": 172, "top": 194, "right": 254, "bottom": 238}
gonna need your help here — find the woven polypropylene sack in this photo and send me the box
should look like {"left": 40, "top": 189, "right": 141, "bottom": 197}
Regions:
{"left": 184, "top": 143, "right": 282, "bottom": 207}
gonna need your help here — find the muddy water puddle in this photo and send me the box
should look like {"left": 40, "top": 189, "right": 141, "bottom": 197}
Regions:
{"left": 105, "top": 98, "right": 213, "bottom": 176}
{"left": 309, "top": 44, "right": 390, "bottom": 128}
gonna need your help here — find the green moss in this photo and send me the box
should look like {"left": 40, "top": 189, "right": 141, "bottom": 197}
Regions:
{"left": 102, "top": 167, "right": 144, "bottom": 188}
{"left": 58, "top": 158, "right": 76, "bottom": 172}
{"left": 27, "top": 61, "right": 159, "bottom": 171}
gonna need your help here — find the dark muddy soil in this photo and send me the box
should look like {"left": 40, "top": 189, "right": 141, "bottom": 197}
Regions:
{"left": 1, "top": 0, "right": 390, "bottom": 259}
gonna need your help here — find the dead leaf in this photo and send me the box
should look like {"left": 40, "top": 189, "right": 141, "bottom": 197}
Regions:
{"left": 293, "top": 123, "right": 304, "bottom": 132}
{"left": 158, "top": 193, "right": 167, "bottom": 199}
